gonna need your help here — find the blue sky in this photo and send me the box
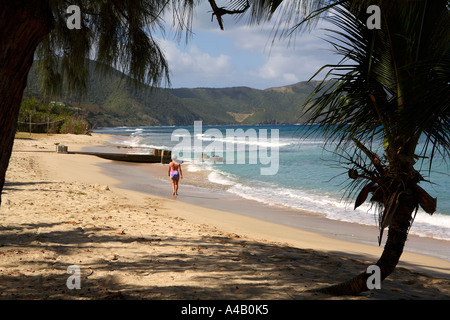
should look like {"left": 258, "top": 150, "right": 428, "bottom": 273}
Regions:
{"left": 158, "top": 2, "right": 341, "bottom": 90}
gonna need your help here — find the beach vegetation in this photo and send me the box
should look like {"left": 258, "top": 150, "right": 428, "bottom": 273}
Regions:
{"left": 17, "top": 98, "right": 90, "bottom": 135}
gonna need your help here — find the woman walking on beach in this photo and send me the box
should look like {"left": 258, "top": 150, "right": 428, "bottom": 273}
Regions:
{"left": 168, "top": 155, "right": 182, "bottom": 198}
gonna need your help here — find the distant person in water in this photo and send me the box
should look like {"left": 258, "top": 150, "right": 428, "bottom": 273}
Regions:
{"left": 168, "top": 155, "right": 182, "bottom": 198}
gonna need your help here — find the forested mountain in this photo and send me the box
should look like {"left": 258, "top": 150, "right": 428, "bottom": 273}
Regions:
{"left": 24, "top": 61, "right": 320, "bottom": 128}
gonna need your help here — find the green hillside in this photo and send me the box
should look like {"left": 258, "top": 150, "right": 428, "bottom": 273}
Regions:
{"left": 24, "top": 61, "right": 319, "bottom": 128}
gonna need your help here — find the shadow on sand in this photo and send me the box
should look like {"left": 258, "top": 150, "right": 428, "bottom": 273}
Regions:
{"left": 0, "top": 219, "right": 448, "bottom": 300}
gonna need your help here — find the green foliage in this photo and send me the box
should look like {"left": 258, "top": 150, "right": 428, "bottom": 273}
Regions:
{"left": 17, "top": 98, "right": 90, "bottom": 134}
{"left": 59, "top": 116, "right": 90, "bottom": 134}
{"left": 302, "top": 1, "right": 449, "bottom": 165}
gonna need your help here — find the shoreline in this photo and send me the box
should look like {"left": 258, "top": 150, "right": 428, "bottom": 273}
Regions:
{"left": 82, "top": 136, "right": 450, "bottom": 267}
{"left": 2, "top": 132, "right": 449, "bottom": 299}
{"left": 67, "top": 135, "right": 450, "bottom": 266}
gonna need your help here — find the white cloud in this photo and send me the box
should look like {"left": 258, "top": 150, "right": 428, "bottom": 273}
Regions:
{"left": 226, "top": 21, "right": 339, "bottom": 87}
{"left": 252, "top": 38, "right": 335, "bottom": 85}
{"left": 160, "top": 39, "right": 236, "bottom": 87}
{"left": 159, "top": 4, "right": 341, "bottom": 89}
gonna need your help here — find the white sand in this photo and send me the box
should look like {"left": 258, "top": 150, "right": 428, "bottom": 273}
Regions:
{"left": 0, "top": 133, "right": 448, "bottom": 299}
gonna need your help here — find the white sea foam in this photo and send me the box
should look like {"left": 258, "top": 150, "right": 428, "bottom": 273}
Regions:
{"left": 111, "top": 135, "right": 143, "bottom": 148}
{"left": 207, "top": 171, "right": 236, "bottom": 186}
{"left": 195, "top": 133, "right": 292, "bottom": 148}
{"left": 188, "top": 154, "right": 450, "bottom": 240}
{"left": 172, "top": 133, "right": 191, "bottom": 137}
{"left": 186, "top": 163, "right": 202, "bottom": 172}
{"left": 139, "top": 143, "right": 171, "bottom": 150}
{"left": 222, "top": 175, "right": 450, "bottom": 241}
{"left": 132, "top": 128, "right": 144, "bottom": 134}
{"left": 110, "top": 134, "right": 171, "bottom": 153}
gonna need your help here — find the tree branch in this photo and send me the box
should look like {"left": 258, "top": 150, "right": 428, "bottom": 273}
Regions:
{"left": 208, "top": 0, "right": 249, "bottom": 30}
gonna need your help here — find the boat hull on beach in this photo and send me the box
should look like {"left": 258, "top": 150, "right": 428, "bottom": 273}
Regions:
{"left": 70, "top": 151, "right": 172, "bottom": 163}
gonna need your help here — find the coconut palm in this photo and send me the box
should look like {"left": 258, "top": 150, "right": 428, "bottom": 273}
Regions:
{"left": 218, "top": 0, "right": 449, "bottom": 294}
{"left": 302, "top": 0, "right": 449, "bottom": 294}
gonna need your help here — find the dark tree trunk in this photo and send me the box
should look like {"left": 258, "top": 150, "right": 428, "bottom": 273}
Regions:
{"left": 315, "top": 192, "right": 416, "bottom": 295}
{"left": 0, "top": 1, "right": 53, "bottom": 205}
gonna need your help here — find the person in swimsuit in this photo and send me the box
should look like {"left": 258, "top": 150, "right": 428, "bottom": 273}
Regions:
{"left": 168, "top": 155, "right": 182, "bottom": 197}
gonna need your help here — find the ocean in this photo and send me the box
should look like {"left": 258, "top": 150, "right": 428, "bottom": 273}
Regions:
{"left": 93, "top": 124, "right": 450, "bottom": 242}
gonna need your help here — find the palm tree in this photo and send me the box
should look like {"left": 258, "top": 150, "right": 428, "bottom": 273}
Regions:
{"left": 0, "top": 0, "right": 195, "bottom": 205}
{"left": 217, "top": 0, "right": 449, "bottom": 294}
{"left": 301, "top": 0, "right": 449, "bottom": 294}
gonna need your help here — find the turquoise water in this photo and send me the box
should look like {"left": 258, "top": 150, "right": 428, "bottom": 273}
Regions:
{"left": 94, "top": 124, "right": 450, "bottom": 241}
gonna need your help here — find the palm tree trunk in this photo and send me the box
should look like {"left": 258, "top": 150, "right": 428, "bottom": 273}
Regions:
{"left": 316, "top": 192, "right": 416, "bottom": 295}
{"left": 0, "top": 1, "right": 53, "bottom": 205}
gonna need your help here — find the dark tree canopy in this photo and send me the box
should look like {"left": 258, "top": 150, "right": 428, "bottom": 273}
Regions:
{"left": 34, "top": 0, "right": 199, "bottom": 97}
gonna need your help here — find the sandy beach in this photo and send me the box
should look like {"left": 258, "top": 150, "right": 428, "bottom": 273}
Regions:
{"left": 1, "top": 132, "right": 449, "bottom": 300}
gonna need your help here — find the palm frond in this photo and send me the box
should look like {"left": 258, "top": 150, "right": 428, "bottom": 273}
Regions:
{"left": 301, "top": 1, "right": 449, "bottom": 167}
